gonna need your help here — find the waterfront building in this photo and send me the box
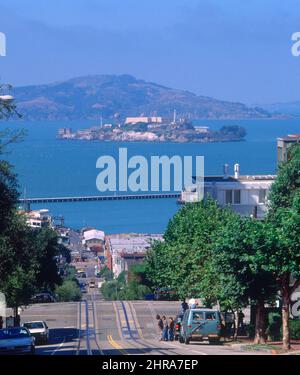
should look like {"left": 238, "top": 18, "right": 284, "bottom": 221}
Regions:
{"left": 25, "top": 209, "right": 53, "bottom": 228}
{"left": 181, "top": 163, "right": 276, "bottom": 219}
{"left": 277, "top": 134, "right": 300, "bottom": 162}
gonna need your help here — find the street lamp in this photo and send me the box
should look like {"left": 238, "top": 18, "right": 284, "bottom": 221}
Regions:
{"left": 0, "top": 95, "right": 14, "bottom": 102}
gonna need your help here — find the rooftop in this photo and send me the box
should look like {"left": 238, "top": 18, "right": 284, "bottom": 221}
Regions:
{"left": 278, "top": 134, "right": 300, "bottom": 141}
{"left": 83, "top": 229, "right": 105, "bottom": 242}
{"left": 109, "top": 234, "right": 163, "bottom": 254}
{"left": 193, "top": 175, "right": 277, "bottom": 183}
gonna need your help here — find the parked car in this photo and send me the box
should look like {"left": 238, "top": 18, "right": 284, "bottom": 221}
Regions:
{"left": 23, "top": 321, "right": 49, "bottom": 344}
{"left": 0, "top": 327, "right": 35, "bottom": 355}
{"left": 31, "top": 293, "right": 56, "bottom": 304}
{"left": 179, "top": 308, "right": 222, "bottom": 345}
{"left": 174, "top": 314, "right": 184, "bottom": 341}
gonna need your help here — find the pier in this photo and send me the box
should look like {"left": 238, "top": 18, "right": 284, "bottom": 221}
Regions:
{"left": 18, "top": 192, "right": 181, "bottom": 207}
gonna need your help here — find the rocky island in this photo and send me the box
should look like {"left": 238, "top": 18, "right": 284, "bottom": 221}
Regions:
{"left": 58, "top": 116, "right": 246, "bottom": 143}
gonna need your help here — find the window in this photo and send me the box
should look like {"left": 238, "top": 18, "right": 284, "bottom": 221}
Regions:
{"left": 225, "top": 190, "right": 240, "bottom": 204}
{"left": 225, "top": 190, "right": 232, "bottom": 204}
{"left": 192, "top": 312, "right": 205, "bottom": 321}
{"left": 233, "top": 190, "right": 241, "bottom": 204}
{"left": 205, "top": 312, "right": 217, "bottom": 320}
{"left": 259, "top": 189, "right": 267, "bottom": 203}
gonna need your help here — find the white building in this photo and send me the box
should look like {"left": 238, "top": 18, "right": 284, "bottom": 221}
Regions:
{"left": 125, "top": 116, "right": 162, "bottom": 125}
{"left": 82, "top": 229, "right": 105, "bottom": 249}
{"left": 25, "top": 209, "right": 53, "bottom": 228}
{"left": 181, "top": 164, "right": 276, "bottom": 219}
{"left": 108, "top": 234, "right": 163, "bottom": 277}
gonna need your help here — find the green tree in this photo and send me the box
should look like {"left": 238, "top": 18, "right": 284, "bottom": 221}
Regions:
{"left": 1, "top": 94, "right": 63, "bottom": 314}
{"left": 0, "top": 216, "right": 38, "bottom": 313}
{"left": 212, "top": 216, "right": 277, "bottom": 343}
{"left": 100, "top": 280, "right": 119, "bottom": 300}
{"left": 33, "top": 228, "right": 62, "bottom": 291}
{"left": 266, "top": 144, "right": 300, "bottom": 350}
{"left": 146, "top": 199, "right": 237, "bottom": 299}
{"left": 98, "top": 265, "right": 113, "bottom": 281}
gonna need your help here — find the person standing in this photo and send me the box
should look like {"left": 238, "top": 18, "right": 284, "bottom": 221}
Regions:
{"left": 180, "top": 299, "right": 188, "bottom": 314}
{"left": 162, "top": 316, "right": 169, "bottom": 341}
{"left": 168, "top": 317, "right": 175, "bottom": 341}
{"left": 237, "top": 310, "right": 245, "bottom": 334}
{"left": 156, "top": 314, "right": 163, "bottom": 341}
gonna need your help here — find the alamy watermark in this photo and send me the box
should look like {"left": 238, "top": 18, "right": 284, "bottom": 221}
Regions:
{"left": 291, "top": 32, "right": 300, "bottom": 57}
{"left": 0, "top": 32, "right": 6, "bottom": 57}
{"left": 96, "top": 148, "right": 204, "bottom": 197}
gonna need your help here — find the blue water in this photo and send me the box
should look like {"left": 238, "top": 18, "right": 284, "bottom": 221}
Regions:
{"left": 0, "top": 119, "right": 299, "bottom": 233}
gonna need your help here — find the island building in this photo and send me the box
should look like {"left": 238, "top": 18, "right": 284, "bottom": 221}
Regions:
{"left": 58, "top": 128, "right": 73, "bottom": 139}
{"left": 125, "top": 116, "right": 163, "bottom": 125}
{"left": 106, "top": 234, "right": 163, "bottom": 278}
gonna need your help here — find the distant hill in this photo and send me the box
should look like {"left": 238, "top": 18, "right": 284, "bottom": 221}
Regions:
{"left": 258, "top": 101, "right": 300, "bottom": 117}
{"left": 12, "top": 74, "right": 276, "bottom": 121}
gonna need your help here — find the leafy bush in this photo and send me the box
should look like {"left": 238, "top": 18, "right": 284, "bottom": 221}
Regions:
{"left": 279, "top": 318, "right": 300, "bottom": 340}
{"left": 245, "top": 324, "right": 255, "bottom": 338}
{"left": 290, "top": 319, "right": 300, "bottom": 339}
{"left": 55, "top": 280, "right": 81, "bottom": 302}
{"left": 100, "top": 280, "right": 119, "bottom": 300}
{"left": 98, "top": 266, "right": 113, "bottom": 281}
{"left": 266, "top": 312, "right": 281, "bottom": 341}
{"left": 266, "top": 315, "right": 300, "bottom": 341}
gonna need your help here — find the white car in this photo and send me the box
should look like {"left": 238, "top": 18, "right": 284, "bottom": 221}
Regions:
{"left": 23, "top": 321, "right": 49, "bottom": 344}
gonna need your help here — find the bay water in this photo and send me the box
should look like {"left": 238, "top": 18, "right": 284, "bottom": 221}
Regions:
{"left": 1, "top": 119, "right": 299, "bottom": 233}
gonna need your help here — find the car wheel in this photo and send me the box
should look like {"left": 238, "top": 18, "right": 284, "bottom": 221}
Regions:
{"left": 184, "top": 336, "right": 190, "bottom": 345}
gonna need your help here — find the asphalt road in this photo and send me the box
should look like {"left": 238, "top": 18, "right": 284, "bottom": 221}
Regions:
{"left": 19, "top": 292, "right": 266, "bottom": 356}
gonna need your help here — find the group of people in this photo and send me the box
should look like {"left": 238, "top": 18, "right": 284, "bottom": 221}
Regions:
{"left": 156, "top": 315, "right": 175, "bottom": 341}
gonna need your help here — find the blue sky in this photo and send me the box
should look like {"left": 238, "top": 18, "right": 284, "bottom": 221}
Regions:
{"left": 0, "top": 0, "right": 299, "bottom": 104}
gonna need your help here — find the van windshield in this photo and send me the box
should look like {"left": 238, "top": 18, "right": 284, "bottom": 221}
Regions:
{"left": 192, "top": 312, "right": 204, "bottom": 321}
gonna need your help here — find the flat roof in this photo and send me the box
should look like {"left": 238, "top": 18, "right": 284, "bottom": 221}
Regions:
{"left": 193, "top": 175, "right": 277, "bottom": 182}
{"left": 278, "top": 134, "right": 300, "bottom": 141}
{"left": 109, "top": 234, "right": 163, "bottom": 254}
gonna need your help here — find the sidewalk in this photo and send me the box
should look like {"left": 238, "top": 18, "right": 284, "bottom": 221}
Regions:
{"left": 226, "top": 338, "right": 300, "bottom": 354}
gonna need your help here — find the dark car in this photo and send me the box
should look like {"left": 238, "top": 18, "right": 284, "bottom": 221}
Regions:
{"left": 0, "top": 327, "right": 35, "bottom": 355}
{"left": 31, "top": 293, "right": 56, "bottom": 304}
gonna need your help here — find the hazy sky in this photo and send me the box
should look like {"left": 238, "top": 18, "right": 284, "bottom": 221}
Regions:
{"left": 0, "top": 0, "right": 300, "bottom": 104}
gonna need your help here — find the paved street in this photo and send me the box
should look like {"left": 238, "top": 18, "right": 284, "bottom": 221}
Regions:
{"left": 19, "top": 291, "right": 267, "bottom": 356}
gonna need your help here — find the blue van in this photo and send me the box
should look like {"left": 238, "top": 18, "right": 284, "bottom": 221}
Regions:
{"left": 179, "top": 308, "right": 222, "bottom": 344}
